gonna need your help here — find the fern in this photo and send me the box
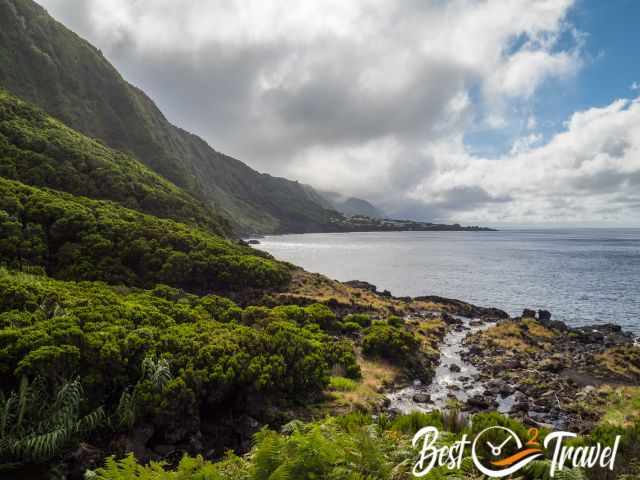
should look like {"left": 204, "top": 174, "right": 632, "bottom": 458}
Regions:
{"left": 554, "top": 468, "right": 587, "bottom": 480}
{"left": 141, "top": 357, "right": 172, "bottom": 391}
{"left": 114, "top": 356, "right": 174, "bottom": 431}
{"left": 0, "top": 377, "right": 105, "bottom": 465}
{"left": 521, "top": 459, "right": 587, "bottom": 480}
{"left": 115, "top": 390, "right": 137, "bottom": 431}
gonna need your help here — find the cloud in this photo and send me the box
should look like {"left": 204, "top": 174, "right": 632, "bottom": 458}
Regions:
{"left": 37, "top": 0, "right": 632, "bottom": 224}
{"left": 406, "top": 97, "right": 640, "bottom": 224}
{"left": 632, "top": 81, "right": 640, "bottom": 91}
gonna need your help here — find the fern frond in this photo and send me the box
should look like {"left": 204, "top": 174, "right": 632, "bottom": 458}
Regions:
{"left": 16, "top": 376, "right": 29, "bottom": 431}
{"left": 555, "top": 468, "right": 587, "bottom": 480}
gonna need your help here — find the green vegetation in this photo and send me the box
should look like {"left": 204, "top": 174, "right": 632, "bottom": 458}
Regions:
{"left": 0, "top": 377, "right": 104, "bottom": 466}
{"left": 0, "top": 177, "right": 290, "bottom": 292}
{"left": 0, "top": 3, "right": 634, "bottom": 479}
{"left": 0, "top": 90, "right": 230, "bottom": 236}
{"left": 86, "top": 412, "right": 628, "bottom": 480}
{"left": 362, "top": 323, "right": 420, "bottom": 361}
{"left": 0, "top": 268, "right": 360, "bottom": 464}
{"left": 328, "top": 376, "right": 359, "bottom": 392}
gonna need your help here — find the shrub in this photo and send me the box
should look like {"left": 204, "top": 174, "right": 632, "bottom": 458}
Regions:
{"left": 324, "top": 339, "right": 361, "bottom": 379}
{"left": 0, "top": 269, "right": 361, "bottom": 449}
{"left": 340, "top": 321, "right": 362, "bottom": 335}
{"left": 362, "top": 323, "right": 420, "bottom": 363}
{"left": 343, "top": 313, "right": 371, "bottom": 328}
{"left": 387, "top": 315, "right": 404, "bottom": 328}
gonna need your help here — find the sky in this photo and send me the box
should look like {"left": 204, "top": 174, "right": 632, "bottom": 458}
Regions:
{"left": 37, "top": 0, "right": 640, "bottom": 226}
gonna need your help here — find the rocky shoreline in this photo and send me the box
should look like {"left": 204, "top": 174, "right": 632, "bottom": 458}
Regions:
{"left": 384, "top": 299, "right": 638, "bottom": 433}
{"left": 462, "top": 309, "right": 637, "bottom": 431}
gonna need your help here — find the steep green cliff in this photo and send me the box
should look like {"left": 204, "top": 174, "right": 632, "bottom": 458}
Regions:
{"left": 0, "top": 0, "right": 343, "bottom": 234}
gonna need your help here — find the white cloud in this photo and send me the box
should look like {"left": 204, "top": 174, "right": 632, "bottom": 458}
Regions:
{"left": 38, "top": 0, "right": 622, "bottom": 224}
{"left": 404, "top": 97, "right": 640, "bottom": 224}
{"left": 632, "top": 81, "right": 640, "bottom": 91}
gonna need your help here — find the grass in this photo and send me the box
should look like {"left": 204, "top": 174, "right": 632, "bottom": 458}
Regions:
{"left": 599, "top": 387, "right": 640, "bottom": 427}
{"left": 523, "top": 318, "right": 557, "bottom": 338}
{"left": 325, "top": 355, "right": 400, "bottom": 413}
{"left": 329, "top": 376, "right": 358, "bottom": 392}
{"left": 277, "top": 270, "right": 442, "bottom": 317}
{"left": 594, "top": 346, "right": 640, "bottom": 383}
{"left": 470, "top": 319, "right": 557, "bottom": 353}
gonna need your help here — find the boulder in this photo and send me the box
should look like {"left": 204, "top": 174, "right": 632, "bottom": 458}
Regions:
{"left": 467, "top": 394, "right": 496, "bottom": 410}
{"left": 125, "top": 425, "right": 155, "bottom": 461}
{"left": 538, "top": 310, "right": 551, "bottom": 322}
{"left": 344, "top": 280, "right": 378, "bottom": 292}
{"left": 65, "top": 443, "right": 104, "bottom": 480}
{"left": 512, "top": 392, "right": 530, "bottom": 412}
{"left": 449, "top": 364, "right": 462, "bottom": 373}
{"left": 522, "top": 309, "right": 536, "bottom": 319}
{"left": 442, "top": 313, "right": 463, "bottom": 325}
{"left": 539, "top": 356, "right": 566, "bottom": 373}
{"left": 412, "top": 393, "right": 431, "bottom": 403}
{"left": 502, "top": 358, "right": 522, "bottom": 369}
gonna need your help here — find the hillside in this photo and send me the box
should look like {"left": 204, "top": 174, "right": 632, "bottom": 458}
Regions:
{"left": 0, "top": 0, "right": 345, "bottom": 235}
{"left": 0, "top": 177, "right": 290, "bottom": 293}
{"left": 0, "top": 89, "right": 231, "bottom": 236}
{"left": 318, "top": 190, "right": 385, "bottom": 218}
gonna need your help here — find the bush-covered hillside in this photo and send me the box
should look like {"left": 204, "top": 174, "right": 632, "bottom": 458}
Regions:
{"left": 0, "top": 89, "right": 230, "bottom": 236}
{"left": 0, "top": 177, "right": 290, "bottom": 292}
{"left": 0, "top": 268, "right": 360, "bottom": 464}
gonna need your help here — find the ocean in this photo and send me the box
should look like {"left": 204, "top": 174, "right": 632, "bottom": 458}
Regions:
{"left": 256, "top": 229, "right": 640, "bottom": 333}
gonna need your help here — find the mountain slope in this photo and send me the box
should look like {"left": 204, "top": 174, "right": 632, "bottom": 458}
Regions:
{"left": 319, "top": 191, "right": 385, "bottom": 218}
{"left": 0, "top": 0, "right": 343, "bottom": 234}
{"left": 0, "top": 89, "right": 231, "bottom": 235}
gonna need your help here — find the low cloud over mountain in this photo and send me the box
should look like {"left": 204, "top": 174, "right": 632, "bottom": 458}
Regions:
{"left": 38, "top": 0, "right": 640, "bottom": 225}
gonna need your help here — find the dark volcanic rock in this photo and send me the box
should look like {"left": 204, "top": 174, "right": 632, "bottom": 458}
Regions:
{"left": 413, "top": 296, "right": 509, "bottom": 320}
{"left": 412, "top": 393, "right": 431, "bottom": 403}
{"left": 449, "top": 364, "right": 462, "bottom": 373}
{"left": 522, "top": 309, "right": 536, "bottom": 319}
{"left": 467, "top": 394, "right": 497, "bottom": 410}
{"left": 442, "top": 313, "right": 463, "bottom": 325}
{"left": 344, "top": 280, "right": 378, "bottom": 292}
{"left": 66, "top": 443, "right": 104, "bottom": 480}
{"left": 538, "top": 310, "right": 551, "bottom": 322}
{"left": 462, "top": 311, "right": 637, "bottom": 430}
{"left": 125, "top": 425, "right": 154, "bottom": 461}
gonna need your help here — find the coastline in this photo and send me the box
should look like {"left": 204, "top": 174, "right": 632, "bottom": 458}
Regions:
{"left": 337, "top": 280, "right": 638, "bottom": 432}
{"left": 253, "top": 229, "right": 640, "bottom": 333}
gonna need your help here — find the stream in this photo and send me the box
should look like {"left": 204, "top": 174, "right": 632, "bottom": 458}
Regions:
{"left": 387, "top": 315, "right": 514, "bottom": 413}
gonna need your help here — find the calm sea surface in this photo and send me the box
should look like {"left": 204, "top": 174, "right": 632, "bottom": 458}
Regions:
{"left": 256, "top": 229, "right": 640, "bottom": 333}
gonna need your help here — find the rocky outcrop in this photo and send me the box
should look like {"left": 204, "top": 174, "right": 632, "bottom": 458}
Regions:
{"left": 461, "top": 313, "right": 637, "bottom": 431}
{"left": 414, "top": 296, "right": 509, "bottom": 320}
{"left": 344, "top": 280, "right": 379, "bottom": 293}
